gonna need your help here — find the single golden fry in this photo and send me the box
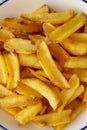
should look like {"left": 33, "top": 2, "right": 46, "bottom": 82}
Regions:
{"left": 19, "top": 53, "right": 41, "bottom": 69}
{"left": 21, "top": 78, "right": 60, "bottom": 110}
{"left": 15, "top": 102, "right": 42, "bottom": 125}
{"left": 64, "top": 56, "right": 87, "bottom": 69}
{"left": 0, "top": 29, "right": 15, "bottom": 42}
{"left": 0, "top": 54, "right": 8, "bottom": 84}
{"left": 38, "top": 41, "right": 70, "bottom": 88}
{"left": 4, "top": 52, "right": 20, "bottom": 89}
{"left": 70, "top": 33, "right": 87, "bottom": 43}
{"left": 49, "top": 13, "right": 86, "bottom": 42}
{"left": 15, "top": 82, "right": 42, "bottom": 98}
{"left": 0, "top": 19, "right": 42, "bottom": 33}
{"left": 0, "top": 95, "right": 31, "bottom": 108}
{"left": 60, "top": 38, "right": 87, "bottom": 55}
{"left": 4, "top": 38, "right": 37, "bottom": 54}
{"left": 48, "top": 42, "right": 70, "bottom": 66}
{"left": 21, "top": 9, "right": 74, "bottom": 24}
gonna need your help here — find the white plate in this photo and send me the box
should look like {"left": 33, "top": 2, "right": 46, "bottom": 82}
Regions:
{"left": 0, "top": 0, "right": 87, "bottom": 130}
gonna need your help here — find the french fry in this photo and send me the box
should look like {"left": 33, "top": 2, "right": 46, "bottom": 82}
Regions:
{"left": 0, "top": 19, "right": 42, "bottom": 33}
{"left": 15, "top": 101, "right": 42, "bottom": 125}
{"left": 60, "top": 74, "right": 80, "bottom": 109}
{"left": 4, "top": 52, "right": 20, "bottom": 89}
{"left": 15, "top": 82, "right": 42, "bottom": 98}
{"left": 43, "top": 22, "right": 56, "bottom": 36}
{"left": 4, "top": 38, "right": 37, "bottom": 54}
{"left": 64, "top": 56, "right": 87, "bottom": 69}
{"left": 0, "top": 29, "right": 15, "bottom": 42}
{"left": 48, "top": 42, "right": 70, "bottom": 66}
{"left": 64, "top": 69, "right": 87, "bottom": 83}
{"left": 60, "top": 38, "right": 87, "bottom": 55}
{"left": 70, "top": 33, "right": 87, "bottom": 43}
{"left": 0, "top": 84, "right": 15, "bottom": 97}
{"left": 83, "top": 85, "right": 87, "bottom": 107}
{"left": 49, "top": 13, "right": 86, "bottom": 42}
{"left": 0, "top": 54, "right": 8, "bottom": 84}
{"left": 0, "top": 95, "right": 32, "bottom": 108}
{"left": 21, "top": 78, "right": 60, "bottom": 110}
{"left": 38, "top": 41, "right": 70, "bottom": 88}
{"left": 19, "top": 53, "right": 41, "bottom": 69}
{"left": 33, "top": 109, "right": 71, "bottom": 126}
{"left": 21, "top": 9, "right": 74, "bottom": 24}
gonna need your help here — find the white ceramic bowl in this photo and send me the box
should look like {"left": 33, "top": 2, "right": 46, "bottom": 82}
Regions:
{"left": 0, "top": 0, "right": 87, "bottom": 130}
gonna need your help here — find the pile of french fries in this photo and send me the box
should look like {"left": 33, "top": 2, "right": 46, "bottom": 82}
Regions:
{"left": 0, "top": 4, "right": 87, "bottom": 130}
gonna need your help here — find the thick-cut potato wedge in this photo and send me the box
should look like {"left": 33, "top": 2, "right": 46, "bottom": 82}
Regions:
{"left": 38, "top": 41, "right": 70, "bottom": 88}
{"left": 0, "top": 95, "right": 32, "bottom": 108}
{"left": 4, "top": 38, "right": 37, "bottom": 54}
{"left": 0, "top": 84, "right": 15, "bottom": 97}
{"left": 49, "top": 13, "right": 86, "bottom": 42}
{"left": 21, "top": 78, "right": 60, "bottom": 110}
{"left": 19, "top": 54, "right": 41, "bottom": 69}
{"left": 0, "top": 20, "right": 42, "bottom": 33}
{"left": 33, "top": 109, "right": 71, "bottom": 126}
{"left": 48, "top": 42, "right": 70, "bottom": 66}
{"left": 15, "top": 102, "right": 42, "bottom": 125}
{"left": 60, "top": 38, "right": 87, "bottom": 55}
{"left": 21, "top": 9, "right": 74, "bottom": 24}
{"left": 15, "top": 82, "right": 42, "bottom": 98}
{"left": 0, "top": 29, "right": 15, "bottom": 42}
{"left": 64, "top": 56, "right": 87, "bottom": 69}
{"left": 0, "top": 54, "right": 8, "bottom": 84}
{"left": 4, "top": 52, "right": 20, "bottom": 89}
{"left": 70, "top": 33, "right": 87, "bottom": 43}
{"left": 28, "top": 34, "right": 45, "bottom": 41}
{"left": 60, "top": 74, "right": 80, "bottom": 109}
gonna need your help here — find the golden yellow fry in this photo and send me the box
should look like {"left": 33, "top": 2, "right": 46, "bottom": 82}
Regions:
{"left": 4, "top": 38, "right": 37, "bottom": 54}
{"left": 83, "top": 86, "right": 87, "bottom": 107}
{"left": 48, "top": 42, "right": 70, "bottom": 66}
{"left": 60, "top": 38, "right": 87, "bottom": 55}
{"left": 38, "top": 41, "right": 70, "bottom": 88}
{"left": 43, "top": 22, "right": 56, "bottom": 36}
{"left": 4, "top": 52, "right": 20, "bottom": 89}
{"left": 0, "top": 95, "right": 31, "bottom": 108}
{"left": 60, "top": 74, "right": 80, "bottom": 109}
{"left": 64, "top": 56, "right": 87, "bottom": 69}
{"left": 15, "top": 82, "right": 42, "bottom": 98}
{"left": 15, "top": 102, "right": 42, "bottom": 125}
{"left": 68, "top": 85, "right": 84, "bottom": 104}
{"left": 70, "top": 33, "right": 87, "bottom": 43}
{"left": 0, "top": 29, "right": 15, "bottom": 42}
{"left": 21, "top": 78, "right": 60, "bottom": 110}
{"left": 33, "top": 109, "right": 71, "bottom": 126}
{"left": 21, "top": 9, "right": 74, "bottom": 24}
{"left": 0, "top": 84, "right": 15, "bottom": 97}
{"left": 19, "top": 53, "right": 41, "bottom": 69}
{"left": 29, "top": 69, "right": 50, "bottom": 83}
{"left": 65, "top": 69, "right": 87, "bottom": 83}
{"left": 0, "top": 54, "right": 8, "bottom": 84}
{"left": 49, "top": 13, "right": 86, "bottom": 42}
{"left": 0, "top": 19, "right": 42, "bottom": 33}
